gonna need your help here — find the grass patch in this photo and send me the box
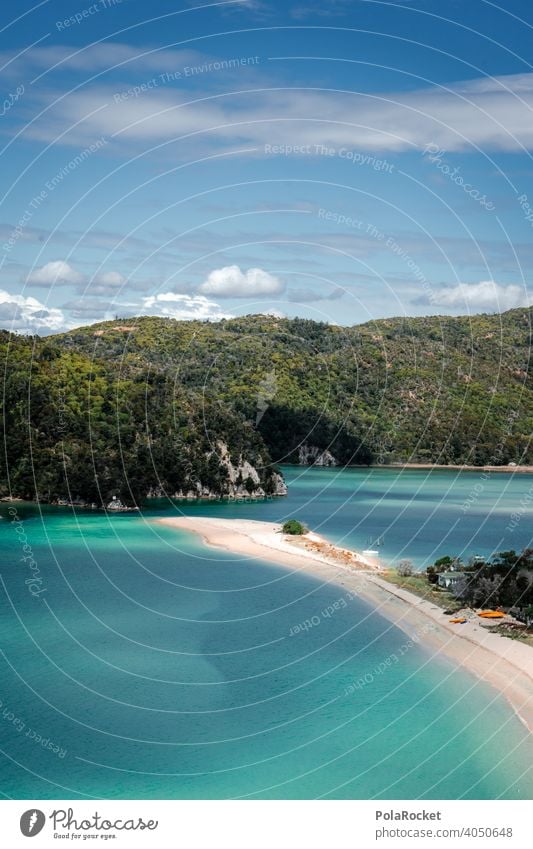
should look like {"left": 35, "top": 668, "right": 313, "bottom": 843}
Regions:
{"left": 488, "top": 623, "right": 533, "bottom": 647}
{"left": 380, "top": 571, "right": 461, "bottom": 610}
{"left": 381, "top": 572, "right": 533, "bottom": 644}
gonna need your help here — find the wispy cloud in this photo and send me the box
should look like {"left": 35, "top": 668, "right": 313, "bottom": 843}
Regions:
{"left": 0, "top": 43, "right": 205, "bottom": 77}
{"left": 61, "top": 296, "right": 120, "bottom": 321}
{"left": 16, "top": 65, "right": 533, "bottom": 154}
{"left": 287, "top": 285, "right": 345, "bottom": 303}
{"left": 290, "top": 1, "right": 362, "bottom": 19}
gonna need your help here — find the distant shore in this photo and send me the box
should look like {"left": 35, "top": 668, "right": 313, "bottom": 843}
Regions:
{"left": 383, "top": 463, "right": 533, "bottom": 473}
{"left": 157, "top": 516, "right": 533, "bottom": 732}
{"left": 2, "top": 463, "right": 533, "bottom": 511}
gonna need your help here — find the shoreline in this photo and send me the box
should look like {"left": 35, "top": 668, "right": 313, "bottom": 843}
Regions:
{"left": 383, "top": 463, "right": 533, "bottom": 474}
{"left": 2, "top": 463, "right": 533, "bottom": 510}
{"left": 157, "top": 516, "right": 533, "bottom": 733}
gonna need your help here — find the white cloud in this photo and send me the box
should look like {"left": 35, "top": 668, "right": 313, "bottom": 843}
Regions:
{"left": 96, "top": 271, "right": 124, "bottom": 287}
{"left": 22, "top": 71, "right": 533, "bottom": 153}
{"left": 26, "top": 264, "right": 130, "bottom": 297}
{"left": 261, "top": 308, "right": 285, "bottom": 317}
{"left": 140, "top": 293, "right": 232, "bottom": 321}
{"left": 0, "top": 43, "right": 203, "bottom": 76}
{"left": 198, "top": 265, "right": 284, "bottom": 297}
{"left": 26, "top": 260, "right": 84, "bottom": 287}
{"left": 0, "top": 290, "right": 66, "bottom": 332}
{"left": 429, "top": 281, "right": 533, "bottom": 311}
{"left": 86, "top": 271, "right": 126, "bottom": 295}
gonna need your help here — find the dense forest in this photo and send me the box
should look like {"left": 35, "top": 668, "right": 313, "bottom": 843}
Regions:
{"left": 1, "top": 307, "right": 532, "bottom": 506}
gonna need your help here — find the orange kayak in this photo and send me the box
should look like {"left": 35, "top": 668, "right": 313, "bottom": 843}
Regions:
{"left": 478, "top": 610, "right": 505, "bottom": 618}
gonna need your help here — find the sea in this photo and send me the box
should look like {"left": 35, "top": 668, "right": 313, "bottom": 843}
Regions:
{"left": 1, "top": 466, "right": 532, "bottom": 799}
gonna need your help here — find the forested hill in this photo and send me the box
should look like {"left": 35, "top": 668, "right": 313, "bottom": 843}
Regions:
{"left": 1, "top": 308, "right": 532, "bottom": 506}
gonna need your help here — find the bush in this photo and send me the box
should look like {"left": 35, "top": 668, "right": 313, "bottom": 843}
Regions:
{"left": 282, "top": 519, "right": 307, "bottom": 535}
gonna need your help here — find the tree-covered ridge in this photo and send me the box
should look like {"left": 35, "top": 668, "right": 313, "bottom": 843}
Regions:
{"left": 58, "top": 308, "right": 533, "bottom": 464}
{"left": 1, "top": 307, "right": 532, "bottom": 506}
{"left": 0, "top": 328, "right": 282, "bottom": 506}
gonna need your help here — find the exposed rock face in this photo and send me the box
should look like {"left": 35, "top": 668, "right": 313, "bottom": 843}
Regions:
{"left": 298, "top": 444, "right": 338, "bottom": 466}
{"left": 146, "top": 486, "right": 165, "bottom": 499}
{"left": 271, "top": 473, "right": 288, "bottom": 496}
{"left": 53, "top": 445, "right": 288, "bottom": 506}
{"left": 213, "top": 442, "right": 287, "bottom": 498}
{"left": 106, "top": 497, "right": 138, "bottom": 512}
{"left": 148, "top": 442, "right": 287, "bottom": 500}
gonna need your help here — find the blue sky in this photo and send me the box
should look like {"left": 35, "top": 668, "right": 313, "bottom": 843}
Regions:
{"left": 1, "top": 0, "right": 532, "bottom": 332}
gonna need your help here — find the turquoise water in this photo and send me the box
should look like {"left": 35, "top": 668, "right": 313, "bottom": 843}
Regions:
{"left": 1, "top": 466, "right": 532, "bottom": 799}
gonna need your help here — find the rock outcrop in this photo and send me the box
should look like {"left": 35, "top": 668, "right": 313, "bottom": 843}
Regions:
{"left": 298, "top": 444, "right": 338, "bottom": 466}
{"left": 147, "top": 442, "right": 287, "bottom": 500}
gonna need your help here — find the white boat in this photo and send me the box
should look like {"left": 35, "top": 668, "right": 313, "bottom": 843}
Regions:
{"left": 363, "top": 535, "right": 383, "bottom": 556}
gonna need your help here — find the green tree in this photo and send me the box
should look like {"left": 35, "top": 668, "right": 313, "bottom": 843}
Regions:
{"left": 282, "top": 519, "right": 307, "bottom": 535}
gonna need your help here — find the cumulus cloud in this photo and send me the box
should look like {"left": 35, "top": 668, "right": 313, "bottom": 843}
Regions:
{"left": 86, "top": 271, "right": 127, "bottom": 295}
{"left": 198, "top": 265, "right": 284, "bottom": 298}
{"left": 26, "top": 260, "right": 84, "bottom": 287}
{"left": 140, "top": 293, "right": 232, "bottom": 321}
{"left": 425, "top": 281, "right": 533, "bottom": 311}
{"left": 26, "top": 263, "right": 132, "bottom": 297}
{"left": 0, "top": 290, "right": 66, "bottom": 332}
{"left": 95, "top": 271, "right": 124, "bottom": 287}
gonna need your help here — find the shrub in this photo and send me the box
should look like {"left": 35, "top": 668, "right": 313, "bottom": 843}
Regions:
{"left": 282, "top": 519, "right": 307, "bottom": 535}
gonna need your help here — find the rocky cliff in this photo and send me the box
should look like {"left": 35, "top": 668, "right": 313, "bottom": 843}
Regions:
{"left": 298, "top": 444, "right": 339, "bottom": 466}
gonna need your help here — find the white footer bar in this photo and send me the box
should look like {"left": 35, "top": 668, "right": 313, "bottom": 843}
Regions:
{"left": 1, "top": 800, "right": 530, "bottom": 848}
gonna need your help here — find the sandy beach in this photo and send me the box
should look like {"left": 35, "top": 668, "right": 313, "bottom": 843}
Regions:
{"left": 157, "top": 516, "right": 533, "bottom": 732}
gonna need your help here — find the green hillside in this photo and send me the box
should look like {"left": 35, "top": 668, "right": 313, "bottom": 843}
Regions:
{"left": 1, "top": 308, "right": 532, "bottom": 506}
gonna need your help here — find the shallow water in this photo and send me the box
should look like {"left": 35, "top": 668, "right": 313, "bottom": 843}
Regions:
{"left": 0, "top": 466, "right": 532, "bottom": 799}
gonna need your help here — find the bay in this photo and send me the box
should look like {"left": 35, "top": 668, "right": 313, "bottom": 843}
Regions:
{"left": 0, "top": 466, "right": 531, "bottom": 799}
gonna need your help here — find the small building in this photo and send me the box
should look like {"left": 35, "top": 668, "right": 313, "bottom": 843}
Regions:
{"left": 438, "top": 571, "right": 467, "bottom": 590}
